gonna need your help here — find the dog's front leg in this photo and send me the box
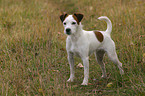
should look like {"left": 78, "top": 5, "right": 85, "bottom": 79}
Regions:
{"left": 81, "top": 57, "right": 89, "bottom": 85}
{"left": 67, "top": 52, "right": 75, "bottom": 82}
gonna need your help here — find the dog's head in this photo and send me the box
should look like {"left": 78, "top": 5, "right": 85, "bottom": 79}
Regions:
{"left": 60, "top": 13, "right": 83, "bottom": 35}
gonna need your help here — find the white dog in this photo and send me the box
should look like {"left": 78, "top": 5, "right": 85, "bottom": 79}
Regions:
{"left": 60, "top": 13, "right": 124, "bottom": 85}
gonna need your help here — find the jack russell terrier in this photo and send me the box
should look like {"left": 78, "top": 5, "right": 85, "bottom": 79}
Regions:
{"left": 60, "top": 13, "right": 124, "bottom": 85}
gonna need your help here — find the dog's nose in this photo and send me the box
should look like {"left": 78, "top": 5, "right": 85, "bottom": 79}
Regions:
{"left": 66, "top": 28, "right": 71, "bottom": 32}
{"left": 66, "top": 28, "right": 71, "bottom": 35}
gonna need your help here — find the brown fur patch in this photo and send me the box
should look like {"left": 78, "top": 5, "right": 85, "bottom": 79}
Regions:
{"left": 72, "top": 15, "right": 79, "bottom": 25}
{"left": 60, "top": 13, "right": 68, "bottom": 22}
{"left": 94, "top": 31, "right": 104, "bottom": 42}
{"left": 72, "top": 13, "right": 84, "bottom": 25}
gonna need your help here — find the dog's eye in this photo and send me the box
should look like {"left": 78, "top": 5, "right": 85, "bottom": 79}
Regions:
{"left": 63, "top": 22, "right": 66, "bottom": 25}
{"left": 72, "top": 22, "right": 76, "bottom": 25}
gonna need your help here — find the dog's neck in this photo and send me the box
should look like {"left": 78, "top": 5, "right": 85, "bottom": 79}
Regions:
{"left": 68, "top": 24, "right": 83, "bottom": 42}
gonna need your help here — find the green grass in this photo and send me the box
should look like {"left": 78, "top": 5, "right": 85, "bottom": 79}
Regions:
{"left": 0, "top": 0, "right": 145, "bottom": 95}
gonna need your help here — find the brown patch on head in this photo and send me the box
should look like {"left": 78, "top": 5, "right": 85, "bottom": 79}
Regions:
{"left": 73, "top": 15, "right": 79, "bottom": 24}
{"left": 60, "top": 13, "right": 68, "bottom": 22}
{"left": 73, "top": 13, "right": 84, "bottom": 25}
{"left": 94, "top": 31, "right": 104, "bottom": 42}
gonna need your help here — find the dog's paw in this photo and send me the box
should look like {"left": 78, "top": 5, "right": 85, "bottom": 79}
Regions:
{"left": 81, "top": 82, "right": 88, "bottom": 85}
{"left": 67, "top": 78, "right": 74, "bottom": 82}
{"left": 81, "top": 80, "right": 88, "bottom": 85}
{"left": 101, "top": 75, "right": 107, "bottom": 79}
{"left": 120, "top": 69, "right": 124, "bottom": 75}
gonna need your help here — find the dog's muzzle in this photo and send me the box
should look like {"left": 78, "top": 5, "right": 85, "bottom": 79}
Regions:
{"left": 66, "top": 28, "right": 71, "bottom": 35}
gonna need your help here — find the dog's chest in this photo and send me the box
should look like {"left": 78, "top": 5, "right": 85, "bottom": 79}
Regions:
{"left": 69, "top": 43, "right": 83, "bottom": 57}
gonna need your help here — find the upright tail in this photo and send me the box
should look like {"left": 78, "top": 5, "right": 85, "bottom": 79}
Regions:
{"left": 98, "top": 16, "right": 112, "bottom": 35}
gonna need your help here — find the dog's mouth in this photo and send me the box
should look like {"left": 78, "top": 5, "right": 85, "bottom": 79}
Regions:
{"left": 66, "top": 31, "right": 71, "bottom": 35}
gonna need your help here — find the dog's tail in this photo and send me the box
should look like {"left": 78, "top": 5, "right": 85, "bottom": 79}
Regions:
{"left": 98, "top": 16, "right": 112, "bottom": 35}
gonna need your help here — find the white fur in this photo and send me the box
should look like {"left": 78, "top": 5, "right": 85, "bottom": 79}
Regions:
{"left": 62, "top": 15, "right": 124, "bottom": 85}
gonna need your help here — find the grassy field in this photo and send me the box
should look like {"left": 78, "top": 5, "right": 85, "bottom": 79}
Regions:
{"left": 0, "top": 0, "right": 145, "bottom": 95}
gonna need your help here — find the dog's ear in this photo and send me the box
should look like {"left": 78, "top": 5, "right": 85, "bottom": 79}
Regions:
{"left": 60, "top": 13, "right": 68, "bottom": 22}
{"left": 73, "top": 13, "right": 84, "bottom": 23}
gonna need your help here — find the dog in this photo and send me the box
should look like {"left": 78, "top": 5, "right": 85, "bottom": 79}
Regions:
{"left": 60, "top": 13, "right": 124, "bottom": 85}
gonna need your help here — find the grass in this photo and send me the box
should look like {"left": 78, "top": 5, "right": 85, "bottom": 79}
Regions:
{"left": 0, "top": 0, "right": 145, "bottom": 95}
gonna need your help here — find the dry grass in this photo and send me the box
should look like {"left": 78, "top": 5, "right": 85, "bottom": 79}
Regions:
{"left": 0, "top": 0, "right": 145, "bottom": 95}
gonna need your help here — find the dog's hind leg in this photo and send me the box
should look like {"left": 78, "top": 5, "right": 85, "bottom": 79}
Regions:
{"left": 106, "top": 41, "right": 124, "bottom": 75}
{"left": 95, "top": 50, "right": 107, "bottom": 78}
